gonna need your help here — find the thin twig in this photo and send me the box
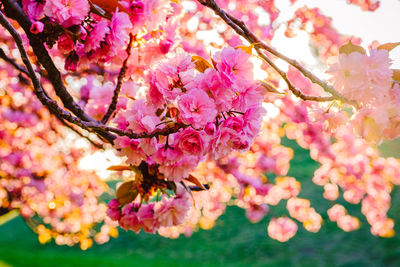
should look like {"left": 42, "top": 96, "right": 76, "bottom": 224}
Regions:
{"left": 0, "top": 47, "right": 29, "bottom": 76}
{"left": 102, "top": 33, "right": 134, "bottom": 124}
{"left": 57, "top": 118, "right": 105, "bottom": 149}
{"left": 85, "top": 122, "right": 186, "bottom": 140}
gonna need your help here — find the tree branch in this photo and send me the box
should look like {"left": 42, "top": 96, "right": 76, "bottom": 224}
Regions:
{"left": 0, "top": 9, "right": 116, "bottom": 144}
{"left": 101, "top": 33, "right": 134, "bottom": 124}
{"left": 0, "top": 47, "right": 29, "bottom": 76}
{"left": 198, "top": 0, "right": 357, "bottom": 106}
{"left": 1, "top": 0, "right": 104, "bottom": 121}
{"left": 85, "top": 122, "right": 186, "bottom": 140}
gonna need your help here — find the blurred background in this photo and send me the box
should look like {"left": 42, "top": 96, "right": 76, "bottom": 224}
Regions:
{"left": 1, "top": 139, "right": 400, "bottom": 267}
{"left": 1, "top": 0, "right": 400, "bottom": 266}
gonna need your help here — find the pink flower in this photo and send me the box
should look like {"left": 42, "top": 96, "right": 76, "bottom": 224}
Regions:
{"left": 178, "top": 89, "right": 217, "bottom": 129}
{"left": 159, "top": 39, "right": 173, "bottom": 54}
{"left": 158, "top": 53, "right": 194, "bottom": 77}
{"left": 107, "top": 11, "right": 132, "bottom": 51}
{"left": 64, "top": 50, "right": 79, "bottom": 71}
{"left": 84, "top": 19, "right": 110, "bottom": 53}
{"left": 30, "top": 21, "right": 44, "bottom": 34}
{"left": 158, "top": 155, "right": 199, "bottom": 182}
{"left": 327, "top": 204, "right": 347, "bottom": 222}
{"left": 153, "top": 146, "right": 183, "bottom": 166}
{"left": 22, "top": 0, "right": 45, "bottom": 20}
{"left": 125, "top": 99, "right": 160, "bottom": 133}
{"left": 222, "top": 116, "right": 245, "bottom": 132}
{"left": 176, "top": 128, "right": 207, "bottom": 156}
{"left": 114, "top": 136, "right": 147, "bottom": 165}
{"left": 44, "top": 0, "right": 89, "bottom": 28}
{"left": 191, "top": 69, "right": 234, "bottom": 112}
{"left": 366, "top": 49, "right": 392, "bottom": 92}
{"left": 214, "top": 47, "right": 253, "bottom": 86}
{"left": 323, "top": 183, "right": 339, "bottom": 201}
{"left": 58, "top": 34, "right": 75, "bottom": 54}
{"left": 137, "top": 203, "right": 157, "bottom": 233}
{"left": 154, "top": 190, "right": 191, "bottom": 227}
{"left": 146, "top": 71, "right": 165, "bottom": 108}
{"left": 267, "top": 217, "right": 298, "bottom": 242}
{"left": 151, "top": 53, "right": 195, "bottom": 100}
{"left": 327, "top": 48, "right": 392, "bottom": 104}
{"left": 106, "top": 199, "right": 121, "bottom": 221}
{"left": 119, "top": 203, "right": 142, "bottom": 232}
{"left": 246, "top": 204, "right": 269, "bottom": 223}
{"left": 244, "top": 105, "right": 266, "bottom": 137}
{"left": 120, "top": 0, "right": 145, "bottom": 24}
{"left": 231, "top": 82, "right": 263, "bottom": 112}
{"left": 229, "top": 134, "right": 251, "bottom": 151}
{"left": 86, "top": 83, "right": 114, "bottom": 120}
{"left": 337, "top": 215, "right": 360, "bottom": 232}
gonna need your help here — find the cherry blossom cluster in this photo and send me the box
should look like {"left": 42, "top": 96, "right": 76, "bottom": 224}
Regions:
{"left": 105, "top": 46, "right": 265, "bottom": 232}
{"left": 0, "top": 74, "right": 117, "bottom": 249}
{"left": 107, "top": 184, "right": 191, "bottom": 233}
{"left": 22, "top": 0, "right": 174, "bottom": 70}
{"left": 1, "top": 0, "right": 400, "bottom": 248}
{"left": 113, "top": 47, "right": 264, "bottom": 178}
{"left": 328, "top": 43, "right": 400, "bottom": 143}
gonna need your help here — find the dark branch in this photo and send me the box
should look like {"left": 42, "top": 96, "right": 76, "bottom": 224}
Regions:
{"left": 102, "top": 33, "right": 134, "bottom": 124}
{"left": 0, "top": 47, "right": 29, "bottom": 76}
{"left": 1, "top": 0, "right": 105, "bottom": 121}
{"left": 56, "top": 118, "right": 105, "bottom": 149}
{"left": 0, "top": 9, "right": 116, "bottom": 144}
{"left": 85, "top": 122, "right": 186, "bottom": 140}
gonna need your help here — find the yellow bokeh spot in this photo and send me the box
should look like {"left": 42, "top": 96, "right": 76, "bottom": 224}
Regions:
{"left": 199, "top": 217, "right": 215, "bottom": 230}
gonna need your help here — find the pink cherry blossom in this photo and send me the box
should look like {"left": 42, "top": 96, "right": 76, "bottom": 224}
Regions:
{"left": 267, "top": 217, "right": 298, "bottom": 242}
{"left": 176, "top": 128, "right": 207, "bottom": 156}
{"left": 178, "top": 89, "right": 217, "bottom": 129}
{"left": 44, "top": 0, "right": 89, "bottom": 28}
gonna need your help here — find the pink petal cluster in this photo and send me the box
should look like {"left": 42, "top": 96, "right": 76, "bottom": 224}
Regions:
{"left": 267, "top": 217, "right": 298, "bottom": 242}
{"left": 328, "top": 48, "right": 392, "bottom": 105}
{"left": 107, "top": 185, "right": 191, "bottom": 233}
{"left": 44, "top": 0, "right": 89, "bottom": 28}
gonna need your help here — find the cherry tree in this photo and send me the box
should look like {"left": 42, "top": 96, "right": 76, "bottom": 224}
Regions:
{"left": 0, "top": 0, "right": 399, "bottom": 249}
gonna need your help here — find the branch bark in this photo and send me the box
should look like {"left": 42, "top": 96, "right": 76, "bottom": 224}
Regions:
{"left": 101, "top": 33, "right": 134, "bottom": 124}
{"left": 0, "top": 47, "right": 29, "bottom": 76}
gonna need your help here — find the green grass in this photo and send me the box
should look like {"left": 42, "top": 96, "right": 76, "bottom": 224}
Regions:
{"left": 1, "top": 139, "right": 400, "bottom": 267}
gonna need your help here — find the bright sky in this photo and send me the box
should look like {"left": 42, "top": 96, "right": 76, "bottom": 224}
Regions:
{"left": 272, "top": 0, "right": 400, "bottom": 68}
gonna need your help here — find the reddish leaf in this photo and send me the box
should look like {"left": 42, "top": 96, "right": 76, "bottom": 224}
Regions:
{"left": 185, "top": 175, "right": 207, "bottom": 191}
{"left": 393, "top": 69, "right": 400, "bottom": 83}
{"left": 235, "top": 43, "right": 258, "bottom": 55}
{"left": 116, "top": 181, "right": 138, "bottom": 205}
{"left": 192, "top": 56, "right": 213, "bottom": 73}
{"left": 107, "top": 165, "right": 132, "bottom": 171}
{"left": 378, "top": 42, "right": 400, "bottom": 52}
